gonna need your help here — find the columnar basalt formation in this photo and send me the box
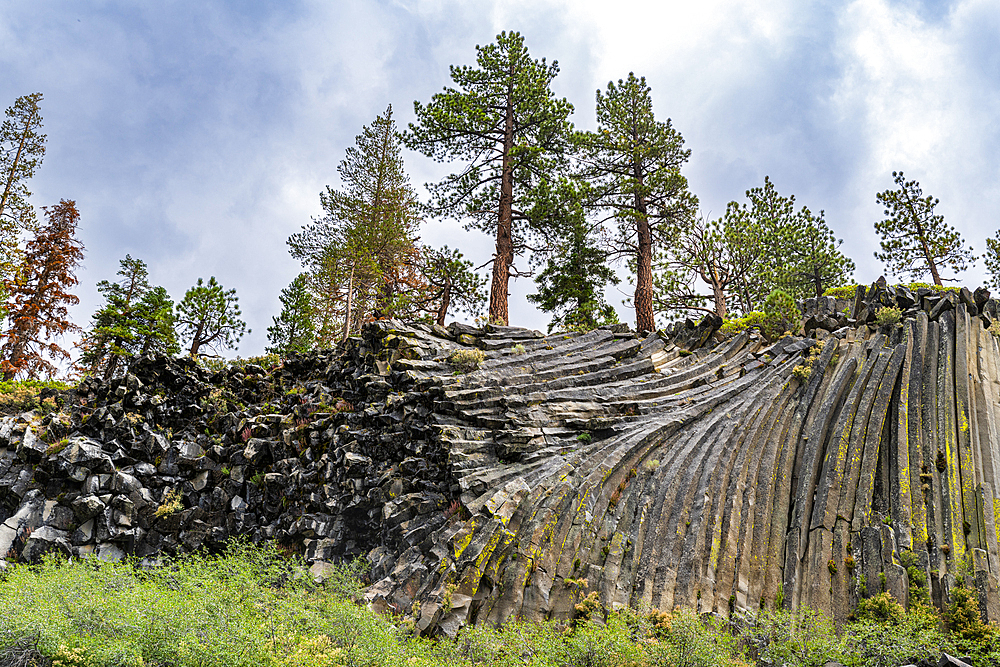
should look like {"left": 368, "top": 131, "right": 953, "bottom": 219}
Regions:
{"left": 0, "top": 282, "right": 999, "bottom": 637}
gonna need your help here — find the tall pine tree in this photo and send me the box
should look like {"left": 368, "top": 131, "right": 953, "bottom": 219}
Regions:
{"left": 874, "top": 171, "right": 974, "bottom": 285}
{"left": 575, "top": 73, "right": 696, "bottom": 332}
{"left": 289, "top": 106, "right": 422, "bottom": 339}
{"left": 406, "top": 31, "right": 574, "bottom": 325}
{"left": 1, "top": 199, "right": 84, "bottom": 380}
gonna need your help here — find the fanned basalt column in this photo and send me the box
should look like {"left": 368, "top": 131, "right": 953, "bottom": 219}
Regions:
{"left": 363, "top": 292, "right": 1000, "bottom": 635}
{"left": 2, "top": 281, "right": 1000, "bottom": 637}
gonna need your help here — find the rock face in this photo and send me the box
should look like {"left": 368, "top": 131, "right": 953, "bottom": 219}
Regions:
{"left": 2, "top": 283, "right": 1000, "bottom": 637}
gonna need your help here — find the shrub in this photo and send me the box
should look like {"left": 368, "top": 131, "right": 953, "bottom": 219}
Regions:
{"left": 736, "top": 607, "right": 844, "bottom": 667}
{"left": 875, "top": 305, "right": 902, "bottom": 327}
{"left": 719, "top": 311, "right": 768, "bottom": 340}
{"left": 792, "top": 365, "right": 812, "bottom": 382}
{"left": 448, "top": 348, "right": 486, "bottom": 373}
{"left": 0, "top": 379, "right": 68, "bottom": 415}
{"left": 763, "top": 289, "right": 800, "bottom": 339}
{"left": 822, "top": 284, "right": 860, "bottom": 300}
{"left": 0, "top": 542, "right": 398, "bottom": 667}
{"left": 153, "top": 488, "right": 184, "bottom": 519}
{"left": 509, "top": 343, "right": 526, "bottom": 355}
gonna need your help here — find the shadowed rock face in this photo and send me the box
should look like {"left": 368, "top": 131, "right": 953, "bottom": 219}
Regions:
{"left": 1, "top": 283, "right": 1000, "bottom": 636}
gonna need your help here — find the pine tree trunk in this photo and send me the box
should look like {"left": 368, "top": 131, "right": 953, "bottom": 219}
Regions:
{"left": 436, "top": 277, "right": 452, "bottom": 326}
{"left": 711, "top": 267, "right": 727, "bottom": 319}
{"left": 189, "top": 322, "right": 204, "bottom": 356}
{"left": 633, "top": 150, "right": 654, "bottom": 333}
{"left": 488, "top": 68, "right": 516, "bottom": 327}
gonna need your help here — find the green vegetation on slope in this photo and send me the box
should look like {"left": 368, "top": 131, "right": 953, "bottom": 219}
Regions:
{"left": 2, "top": 543, "right": 999, "bottom": 667}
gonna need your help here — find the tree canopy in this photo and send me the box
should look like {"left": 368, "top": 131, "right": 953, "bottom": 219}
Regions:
{"left": 0, "top": 93, "right": 46, "bottom": 281}
{"left": 289, "top": 105, "right": 423, "bottom": 341}
{"left": 266, "top": 273, "right": 316, "bottom": 357}
{"left": 874, "top": 171, "right": 974, "bottom": 286}
{"left": 176, "top": 277, "right": 247, "bottom": 357}
{"left": 527, "top": 178, "right": 618, "bottom": 332}
{"left": 80, "top": 255, "right": 178, "bottom": 378}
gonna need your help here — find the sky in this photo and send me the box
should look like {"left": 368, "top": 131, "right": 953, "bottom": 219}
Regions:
{"left": 2, "top": 0, "right": 999, "bottom": 358}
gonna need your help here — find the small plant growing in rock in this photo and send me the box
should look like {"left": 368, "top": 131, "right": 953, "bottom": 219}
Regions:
{"left": 44, "top": 438, "right": 70, "bottom": 457}
{"left": 792, "top": 364, "right": 812, "bottom": 381}
{"left": 509, "top": 343, "right": 526, "bottom": 355}
{"left": 875, "top": 305, "right": 902, "bottom": 327}
{"left": 441, "top": 582, "right": 457, "bottom": 612}
{"left": 154, "top": 488, "right": 184, "bottom": 519}
{"left": 644, "top": 459, "right": 659, "bottom": 472}
{"left": 989, "top": 320, "right": 1000, "bottom": 337}
{"left": 576, "top": 432, "right": 592, "bottom": 444}
{"left": 448, "top": 348, "right": 486, "bottom": 373}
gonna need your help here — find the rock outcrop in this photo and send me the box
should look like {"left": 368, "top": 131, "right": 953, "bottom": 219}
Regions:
{"left": 2, "top": 282, "right": 1000, "bottom": 637}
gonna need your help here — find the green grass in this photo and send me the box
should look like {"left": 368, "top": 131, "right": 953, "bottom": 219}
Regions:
{"left": 0, "top": 542, "right": 994, "bottom": 667}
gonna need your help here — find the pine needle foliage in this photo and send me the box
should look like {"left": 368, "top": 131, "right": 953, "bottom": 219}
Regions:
{"left": 527, "top": 179, "right": 618, "bottom": 332}
{"left": 79, "top": 254, "right": 178, "bottom": 378}
{"left": 289, "top": 106, "right": 422, "bottom": 341}
{"left": 266, "top": 273, "right": 317, "bottom": 357}
{"left": 176, "top": 277, "right": 247, "bottom": 358}
{"left": 874, "top": 171, "right": 974, "bottom": 286}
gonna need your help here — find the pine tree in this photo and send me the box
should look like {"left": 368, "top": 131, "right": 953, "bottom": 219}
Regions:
{"left": 417, "top": 246, "right": 486, "bottom": 326}
{"left": 266, "top": 274, "right": 316, "bottom": 357}
{"left": 80, "top": 255, "right": 177, "bottom": 378}
{"left": 406, "top": 31, "right": 574, "bottom": 325}
{"left": 527, "top": 179, "right": 618, "bottom": 332}
{"left": 874, "top": 171, "right": 974, "bottom": 285}
{"left": 657, "top": 177, "right": 854, "bottom": 320}
{"left": 985, "top": 231, "right": 1000, "bottom": 292}
{"left": 134, "top": 286, "right": 178, "bottom": 357}
{"left": 1, "top": 199, "right": 84, "bottom": 380}
{"left": 175, "top": 277, "right": 247, "bottom": 357}
{"left": 654, "top": 213, "right": 752, "bottom": 320}
{"left": 777, "top": 209, "right": 855, "bottom": 299}
{"left": 289, "top": 106, "right": 422, "bottom": 339}
{"left": 574, "top": 73, "right": 696, "bottom": 332}
{"left": 0, "top": 93, "right": 45, "bottom": 280}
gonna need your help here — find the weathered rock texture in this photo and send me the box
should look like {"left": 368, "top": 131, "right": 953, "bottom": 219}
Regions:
{"left": 1, "top": 282, "right": 1000, "bottom": 637}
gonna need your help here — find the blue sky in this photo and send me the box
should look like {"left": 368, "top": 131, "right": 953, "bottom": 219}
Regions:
{"left": 2, "top": 0, "right": 999, "bottom": 356}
